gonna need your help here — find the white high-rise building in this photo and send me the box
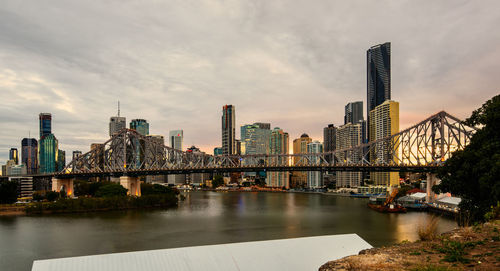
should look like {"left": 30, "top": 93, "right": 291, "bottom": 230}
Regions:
{"left": 169, "top": 130, "right": 183, "bottom": 151}
{"left": 336, "top": 123, "right": 363, "bottom": 188}
{"left": 109, "top": 117, "right": 126, "bottom": 136}
{"left": 307, "top": 141, "right": 323, "bottom": 189}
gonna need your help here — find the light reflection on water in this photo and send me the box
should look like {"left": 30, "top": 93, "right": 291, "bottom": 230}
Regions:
{"left": 0, "top": 191, "right": 457, "bottom": 271}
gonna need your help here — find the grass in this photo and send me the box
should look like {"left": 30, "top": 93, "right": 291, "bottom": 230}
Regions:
{"left": 417, "top": 215, "right": 440, "bottom": 241}
{"left": 434, "top": 240, "right": 477, "bottom": 263}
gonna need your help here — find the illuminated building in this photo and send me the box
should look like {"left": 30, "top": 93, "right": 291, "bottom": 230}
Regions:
{"left": 291, "top": 134, "right": 312, "bottom": 188}
{"left": 369, "top": 100, "right": 399, "bottom": 186}
{"left": 22, "top": 138, "right": 38, "bottom": 174}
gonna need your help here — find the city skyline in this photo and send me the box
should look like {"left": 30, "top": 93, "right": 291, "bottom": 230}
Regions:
{"left": 1, "top": 1, "right": 500, "bottom": 166}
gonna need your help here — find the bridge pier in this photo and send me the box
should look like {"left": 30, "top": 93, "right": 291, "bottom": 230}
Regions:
{"left": 51, "top": 178, "right": 74, "bottom": 197}
{"left": 426, "top": 173, "right": 440, "bottom": 202}
{"left": 120, "top": 176, "right": 141, "bottom": 196}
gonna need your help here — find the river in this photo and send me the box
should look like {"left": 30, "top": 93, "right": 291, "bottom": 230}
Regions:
{"left": 0, "top": 191, "right": 457, "bottom": 270}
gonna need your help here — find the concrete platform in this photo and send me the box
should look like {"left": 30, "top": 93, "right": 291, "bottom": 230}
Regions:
{"left": 32, "top": 234, "right": 372, "bottom": 271}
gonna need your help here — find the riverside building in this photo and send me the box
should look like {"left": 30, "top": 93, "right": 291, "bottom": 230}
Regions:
{"left": 291, "top": 133, "right": 312, "bottom": 188}
{"left": 307, "top": 141, "right": 323, "bottom": 189}
{"left": 267, "top": 127, "right": 289, "bottom": 188}
{"left": 369, "top": 100, "right": 400, "bottom": 187}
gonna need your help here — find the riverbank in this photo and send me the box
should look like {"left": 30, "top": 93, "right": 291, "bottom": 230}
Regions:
{"left": 319, "top": 220, "right": 500, "bottom": 270}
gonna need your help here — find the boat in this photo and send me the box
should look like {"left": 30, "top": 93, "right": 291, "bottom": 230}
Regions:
{"left": 367, "top": 188, "right": 407, "bottom": 213}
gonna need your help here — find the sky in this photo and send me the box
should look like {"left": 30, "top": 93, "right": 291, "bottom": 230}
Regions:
{"left": 0, "top": 0, "right": 499, "bottom": 167}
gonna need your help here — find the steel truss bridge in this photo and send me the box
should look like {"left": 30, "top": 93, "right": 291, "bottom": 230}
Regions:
{"left": 39, "top": 111, "right": 474, "bottom": 179}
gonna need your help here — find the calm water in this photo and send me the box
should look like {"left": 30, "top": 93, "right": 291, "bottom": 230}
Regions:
{"left": 0, "top": 191, "right": 457, "bottom": 270}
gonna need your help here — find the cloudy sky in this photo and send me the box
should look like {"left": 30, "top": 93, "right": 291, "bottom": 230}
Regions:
{"left": 0, "top": 0, "right": 499, "bottom": 167}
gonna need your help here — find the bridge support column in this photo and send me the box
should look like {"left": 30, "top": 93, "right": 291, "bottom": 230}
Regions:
{"left": 426, "top": 173, "right": 440, "bottom": 203}
{"left": 120, "top": 176, "right": 141, "bottom": 196}
{"left": 51, "top": 178, "right": 74, "bottom": 197}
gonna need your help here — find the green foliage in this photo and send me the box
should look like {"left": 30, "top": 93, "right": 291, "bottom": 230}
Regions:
{"left": 32, "top": 191, "right": 45, "bottom": 202}
{"left": 0, "top": 180, "right": 18, "bottom": 204}
{"left": 435, "top": 240, "right": 477, "bottom": 263}
{"left": 434, "top": 94, "right": 500, "bottom": 225}
{"left": 25, "top": 194, "right": 178, "bottom": 214}
{"left": 484, "top": 201, "right": 500, "bottom": 221}
{"left": 396, "top": 184, "right": 412, "bottom": 198}
{"left": 141, "top": 183, "right": 178, "bottom": 196}
{"left": 212, "top": 175, "right": 224, "bottom": 188}
{"left": 46, "top": 191, "right": 60, "bottom": 202}
{"left": 95, "top": 182, "right": 128, "bottom": 198}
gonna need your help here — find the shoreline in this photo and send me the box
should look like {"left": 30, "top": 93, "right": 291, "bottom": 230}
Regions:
{"left": 320, "top": 220, "right": 500, "bottom": 270}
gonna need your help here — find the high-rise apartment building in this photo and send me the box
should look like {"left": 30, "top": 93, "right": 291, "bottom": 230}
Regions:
{"left": 222, "top": 105, "right": 235, "bottom": 155}
{"left": 39, "top": 113, "right": 52, "bottom": 138}
{"left": 130, "top": 119, "right": 149, "bottom": 136}
{"left": 169, "top": 130, "right": 183, "bottom": 151}
{"left": 21, "top": 138, "right": 37, "bottom": 174}
{"left": 344, "top": 101, "right": 364, "bottom": 125}
{"left": 267, "top": 127, "right": 289, "bottom": 188}
{"left": 291, "top": 134, "right": 312, "bottom": 188}
{"left": 56, "top": 149, "right": 66, "bottom": 172}
{"left": 369, "top": 100, "right": 399, "bottom": 186}
{"left": 336, "top": 123, "right": 363, "bottom": 188}
{"left": 307, "top": 141, "right": 323, "bottom": 189}
{"left": 367, "top": 42, "right": 391, "bottom": 142}
{"left": 39, "top": 134, "right": 58, "bottom": 173}
{"left": 9, "top": 148, "right": 18, "bottom": 164}
{"left": 109, "top": 117, "right": 126, "bottom": 136}
{"left": 241, "top": 124, "right": 271, "bottom": 155}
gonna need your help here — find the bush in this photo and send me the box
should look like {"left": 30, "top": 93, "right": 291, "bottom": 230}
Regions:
{"left": 141, "top": 183, "right": 178, "bottom": 195}
{"left": 0, "top": 180, "right": 18, "bottom": 204}
{"left": 417, "top": 216, "right": 439, "bottom": 241}
{"left": 95, "top": 182, "right": 128, "bottom": 198}
{"left": 32, "top": 191, "right": 45, "bottom": 202}
{"left": 46, "top": 191, "right": 60, "bottom": 202}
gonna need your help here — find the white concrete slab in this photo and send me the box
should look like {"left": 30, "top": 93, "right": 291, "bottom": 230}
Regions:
{"left": 32, "top": 234, "right": 372, "bottom": 271}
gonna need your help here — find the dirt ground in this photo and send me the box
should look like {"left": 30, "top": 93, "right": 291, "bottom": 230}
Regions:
{"left": 320, "top": 220, "right": 500, "bottom": 271}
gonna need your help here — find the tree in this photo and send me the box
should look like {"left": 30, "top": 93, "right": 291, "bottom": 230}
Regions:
{"left": 212, "top": 175, "right": 224, "bottom": 188}
{"left": 46, "top": 191, "right": 60, "bottom": 202}
{"left": 95, "top": 182, "right": 128, "bottom": 197}
{"left": 433, "top": 94, "right": 500, "bottom": 224}
{"left": 74, "top": 180, "right": 91, "bottom": 196}
{"left": 0, "top": 180, "right": 18, "bottom": 204}
{"left": 141, "top": 183, "right": 177, "bottom": 195}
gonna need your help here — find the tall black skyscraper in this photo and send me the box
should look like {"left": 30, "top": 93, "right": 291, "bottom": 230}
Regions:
{"left": 367, "top": 42, "right": 391, "bottom": 141}
{"left": 222, "top": 105, "right": 235, "bottom": 155}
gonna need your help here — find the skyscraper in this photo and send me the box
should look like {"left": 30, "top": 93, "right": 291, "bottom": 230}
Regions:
{"left": 21, "top": 138, "right": 37, "bottom": 174}
{"left": 109, "top": 102, "right": 126, "bottom": 136}
{"left": 307, "top": 141, "right": 323, "bottom": 189}
{"left": 222, "top": 105, "right": 235, "bottom": 155}
{"left": 110, "top": 117, "right": 126, "bottom": 136}
{"left": 9, "top": 148, "right": 18, "bottom": 164}
{"left": 39, "top": 113, "right": 52, "bottom": 138}
{"left": 323, "top": 125, "right": 337, "bottom": 152}
{"left": 367, "top": 42, "right": 391, "bottom": 142}
{"left": 241, "top": 124, "right": 271, "bottom": 155}
{"left": 39, "top": 134, "right": 58, "bottom": 173}
{"left": 214, "top": 147, "right": 223, "bottom": 156}
{"left": 267, "top": 127, "right": 289, "bottom": 188}
{"left": 130, "top": 119, "right": 149, "bottom": 136}
{"left": 336, "top": 123, "right": 363, "bottom": 188}
{"left": 291, "top": 134, "right": 312, "bottom": 188}
{"left": 369, "top": 100, "right": 400, "bottom": 187}
{"left": 56, "top": 149, "right": 66, "bottom": 172}
{"left": 344, "top": 101, "right": 364, "bottom": 125}
{"left": 169, "top": 130, "right": 183, "bottom": 151}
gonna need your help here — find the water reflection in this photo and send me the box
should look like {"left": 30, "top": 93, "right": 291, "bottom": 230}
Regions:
{"left": 0, "top": 191, "right": 457, "bottom": 271}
